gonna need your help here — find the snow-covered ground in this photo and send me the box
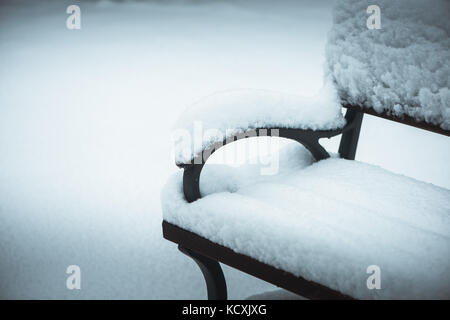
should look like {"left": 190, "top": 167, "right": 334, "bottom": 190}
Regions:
{"left": 0, "top": 0, "right": 449, "bottom": 299}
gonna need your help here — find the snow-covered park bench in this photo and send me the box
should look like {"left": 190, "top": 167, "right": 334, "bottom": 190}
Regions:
{"left": 161, "top": 0, "right": 450, "bottom": 299}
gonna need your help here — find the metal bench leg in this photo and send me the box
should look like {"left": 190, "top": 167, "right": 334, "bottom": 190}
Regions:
{"left": 339, "top": 108, "right": 364, "bottom": 160}
{"left": 178, "top": 245, "right": 227, "bottom": 300}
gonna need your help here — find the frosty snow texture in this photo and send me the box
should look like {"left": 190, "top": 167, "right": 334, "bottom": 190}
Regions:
{"left": 327, "top": 0, "right": 450, "bottom": 129}
{"left": 174, "top": 85, "right": 345, "bottom": 164}
{"left": 162, "top": 145, "right": 450, "bottom": 299}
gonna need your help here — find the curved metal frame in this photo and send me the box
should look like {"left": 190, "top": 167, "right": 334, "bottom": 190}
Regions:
{"left": 178, "top": 245, "right": 227, "bottom": 300}
{"left": 180, "top": 127, "right": 342, "bottom": 203}
{"left": 180, "top": 110, "right": 363, "bottom": 203}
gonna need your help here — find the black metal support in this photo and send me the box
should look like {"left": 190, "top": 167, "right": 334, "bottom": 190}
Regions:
{"left": 178, "top": 245, "right": 227, "bottom": 300}
{"left": 338, "top": 108, "right": 364, "bottom": 160}
{"left": 181, "top": 127, "right": 343, "bottom": 203}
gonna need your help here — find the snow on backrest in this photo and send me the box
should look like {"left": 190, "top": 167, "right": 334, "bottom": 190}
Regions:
{"left": 326, "top": 0, "right": 450, "bottom": 130}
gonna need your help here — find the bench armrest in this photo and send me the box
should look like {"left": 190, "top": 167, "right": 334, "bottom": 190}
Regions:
{"left": 181, "top": 126, "right": 345, "bottom": 203}
{"left": 173, "top": 87, "right": 346, "bottom": 167}
{"left": 171, "top": 87, "right": 368, "bottom": 203}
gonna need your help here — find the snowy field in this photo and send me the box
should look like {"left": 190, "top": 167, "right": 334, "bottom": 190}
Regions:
{"left": 0, "top": 0, "right": 449, "bottom": 299}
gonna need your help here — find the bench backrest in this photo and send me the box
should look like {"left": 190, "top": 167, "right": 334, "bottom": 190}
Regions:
{"left": 328, "top": 0, "right": 449, "bottom": 138}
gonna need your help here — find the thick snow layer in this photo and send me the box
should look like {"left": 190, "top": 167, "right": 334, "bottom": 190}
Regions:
{"left": 1, "top": 0, "right": 449, "bottom": 300}
{"left": 173, "top": 84, "right": 345, "bottom": 165}
{"left": 326, "top": 0, "right": 450, "bottom": 129}
{"left": 162, "top": 144, "right": 450, "bottom": 299}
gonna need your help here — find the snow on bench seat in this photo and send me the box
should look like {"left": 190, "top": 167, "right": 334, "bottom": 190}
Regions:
{"left": 327, "top": 0, "right": 450, "bottom": 130}
{"left": 162, "top": 145, "right": 450, "bottom": 299}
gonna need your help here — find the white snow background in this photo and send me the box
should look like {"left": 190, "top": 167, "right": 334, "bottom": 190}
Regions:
{"left": 0, "top": 0, "right": 449, "bottom": 299}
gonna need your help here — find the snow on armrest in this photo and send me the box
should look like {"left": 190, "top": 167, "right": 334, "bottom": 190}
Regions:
{"left": 173, "top": 84, "right": 345, "bottom": 165}
{"left": 326, "top": 0, "right": 450, "bottom": 130}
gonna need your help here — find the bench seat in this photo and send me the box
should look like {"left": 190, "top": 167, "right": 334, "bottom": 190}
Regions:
{"left": 162, "top": 144, "right": 450, "bottom": 299}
